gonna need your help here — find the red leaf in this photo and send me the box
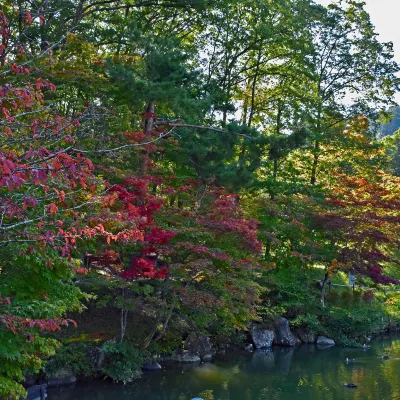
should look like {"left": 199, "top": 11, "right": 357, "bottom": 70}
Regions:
{"left": 48, "top": 203, "right": 58, "bottom": 214}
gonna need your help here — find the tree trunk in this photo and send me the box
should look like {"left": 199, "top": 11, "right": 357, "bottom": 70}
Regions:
{"left": 247, "top": 45, "right": 263, "bottom": 128}
{"left": 154, "top": 304, "right": 175, "bottom": 343}
{"left": 320, "top": 272, "right": 329, "bottom": 308}
{"left": 120, "top": 308, "right": 128, "bottom": 342}
{"left": 270, "top": 103, "right": 282, "bottom": 199}
{"left": 310, "top": 140, "right": 319, "bottom": 185}
{"left": 241, "top": 79, "right": 250, "bottom": 125}
{"left": 139, "top": 101, "right": 155, "bottom": 176}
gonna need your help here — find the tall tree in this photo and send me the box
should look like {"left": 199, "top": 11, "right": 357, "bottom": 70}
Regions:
{"left": 306, "top": 0, "right": 399, "bottom": 184}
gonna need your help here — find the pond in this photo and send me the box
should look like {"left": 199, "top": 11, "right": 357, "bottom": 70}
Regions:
{"left": 48, "top": 335, "right": 400, "bottom": 400}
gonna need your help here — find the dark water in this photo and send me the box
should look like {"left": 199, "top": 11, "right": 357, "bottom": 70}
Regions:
{"left": 48, "top": 336, "right": 400, "bottom": 400}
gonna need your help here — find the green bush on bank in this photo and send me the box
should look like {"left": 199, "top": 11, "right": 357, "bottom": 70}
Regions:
{"left": 45, "top": 343, "right": 98, "bottom": 377}
{"left": 44, "top": 340, "right": 145, "bottom": 384}
{"left": 101, "top": 341, "right": 144, "bottom": 384}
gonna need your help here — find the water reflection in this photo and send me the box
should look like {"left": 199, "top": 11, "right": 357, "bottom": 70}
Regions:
{"left": 49, "top": 335, "right": 400, "bottom": 400}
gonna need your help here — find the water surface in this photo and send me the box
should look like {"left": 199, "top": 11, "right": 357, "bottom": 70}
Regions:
{"left": 48, "top": 336, "right": 400, "bottom": 400}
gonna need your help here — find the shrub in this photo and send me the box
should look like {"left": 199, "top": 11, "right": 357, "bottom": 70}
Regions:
{"left": 45, "top": 343, "right": 98, "bottom": 377}
{"left": 101, "top": 340, "right": 144, "bottom": 384}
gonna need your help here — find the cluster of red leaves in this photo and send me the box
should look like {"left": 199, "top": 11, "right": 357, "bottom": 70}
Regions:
{"left": 121, "top": 257, "right": 168, "bottom": 279}
{"left": 200, "top": 195, "right": 262, "bottom": 253}
{"left": 99, "top": 176, "right": 176, "bottom": 279}
{"left": 0, "top": 75, "right": 110, "bottom": 253}
{"left": 0, "top": 7, "right": 45, "bottom": 61}
{"left": 123, "top": 127, "right": 165, "bottom": 153}
{"left": 0, "top": 297, "right": 77, "bottom": 335}
{"left": 0, "top": 315, "right": 77, "bottom": 334}
{"left": 109, "top": 177, "right": 164, "bottom": 227}
{"left": 317, "top": 174, "right": 400, "bottom": 284}
{"left": 0, "top": 11, "right": 10, "bottom": 58}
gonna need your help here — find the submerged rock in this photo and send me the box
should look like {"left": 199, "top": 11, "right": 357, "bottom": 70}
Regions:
{"left": 163, "top": 350, "right": 201, "bottom": 363}
{"left": 316, "top": 336, "right": 335, "bottom": 347}
{"left": 202, "top": 353, "right": 213, "bottom": 361}
{"left": 142, "top": 362, "right": 162, "bottom": 371}
{"left": 273, "top": 318, "right": 298, "bottom": 347}
{"left": 250, "top": 325, "right": 274, "bottom": 349}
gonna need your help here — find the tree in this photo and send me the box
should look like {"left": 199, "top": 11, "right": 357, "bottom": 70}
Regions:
{"left": 317, "top": 173, "right": 400, "bottom": 285}
{"left": 306, "top": 1, "right": 399, "bottom": 184}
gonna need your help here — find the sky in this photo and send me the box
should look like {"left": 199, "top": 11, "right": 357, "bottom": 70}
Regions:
{"left": 317, "top": 0, "right": 400, "bottom": 102}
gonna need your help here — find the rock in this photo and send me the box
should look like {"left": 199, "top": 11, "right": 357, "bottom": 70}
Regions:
{"left": 344, "top": 383, "right": 357, "bottom": 388}
{"left": 47, "top": 368, "right": 76, "bottom": 387}
{"left": 201, "top": 353, "right": 213, "bottom": 361}
{"left": 292, "top": 334, "right": 302, "bottom": 345}
{"left": 316, "top": 336, "right": 335, "bottom": 347}
{"left": 24, "top": 384, "right": 47, "bottom": 400}
{"left": 273, "top": 318, "right": 297, "bottom": 347}
{"left": 245, "top": 344, "right": 254, "bottom": 352}
{"left": 183, "top": 333, "right": 213, "bottom": 358}
{"left": 179, "top": 351, "right": 201, "bottom": 363}
{"left": 142, "top": 362, "right": 162, "bottom": 371}
{"left": 250, "top": 325, "right": 274, "bottom": 349}
{"left": 163, "top": 350, "right": 201, "bottom": 363}
{"left": 295, "top": 329, "right": 317, "bottom": 343}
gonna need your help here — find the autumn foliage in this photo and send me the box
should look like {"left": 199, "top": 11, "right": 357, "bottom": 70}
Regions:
{"left": 317, "top": 173, "right": 400, "bottom": 284}
{"left": 1, "top": 0, "right": 400, "bottom": 398}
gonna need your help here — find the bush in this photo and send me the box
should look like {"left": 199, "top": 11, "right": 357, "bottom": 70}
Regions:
{"left": 101, "top": 340, "right": 144, "bottom": 384}
{"left": 45, "top": 343, "right": 98, "bottom": 377}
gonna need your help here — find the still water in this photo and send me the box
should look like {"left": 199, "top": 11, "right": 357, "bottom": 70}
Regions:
{"left": 49, "top": 336, "right": 400, "bottom": 400}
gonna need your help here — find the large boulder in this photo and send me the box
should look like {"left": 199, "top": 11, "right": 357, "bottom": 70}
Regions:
{"left": 250, "top": 325, "right": 274, "bottom": 349}
{"left": 316, "top": 336, "right": 335, "bottom": 347}
{"left": 273, "top": 318, "right": 298, "bottom": 347}
{"left": 24, "top": 384, "right": 47, "bottom": 400}
{"left": 295, "top": 329, "right": 317, "bottom": 344}
{"left": 183, "top": 333, "right": 213, "bottom": 361}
